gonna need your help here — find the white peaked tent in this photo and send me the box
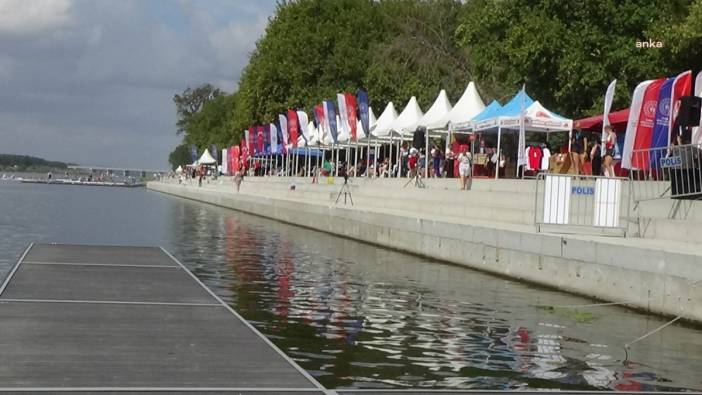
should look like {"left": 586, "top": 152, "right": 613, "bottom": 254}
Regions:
{"left": 390, "top": 96, "right": 424, "bottom": 137}
{"left": 372, "top": 102, "right": 398, "bottom": 137}
{"left": 175, "top": 165, "right": 182, "bottom": 173}
{"left": 440, "top": 82, "right": 485, "bottom": 131}
{"left": 307, "top": 121, "right": 319, "bottom": 145}
{"left": 336, "top": 114, "right": 350, "bottom": 142}
{"left": 418, "top": 90, "right": 452, "bottom": 130}
{"left": 198, "top": 149, "right": 217, "bottom": 165}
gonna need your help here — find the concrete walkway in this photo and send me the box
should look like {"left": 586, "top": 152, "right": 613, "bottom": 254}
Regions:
{"left": 149, "top": 178, "right": 702, "bottom": 323}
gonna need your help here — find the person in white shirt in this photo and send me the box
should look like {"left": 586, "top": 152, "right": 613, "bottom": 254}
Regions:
{"left": 457, "top": 149, "right": 472, "bottom": 190}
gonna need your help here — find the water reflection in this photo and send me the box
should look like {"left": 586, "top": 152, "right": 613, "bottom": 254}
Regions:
{"left": 166, "top": 201, "right": 702, "bottom": 391}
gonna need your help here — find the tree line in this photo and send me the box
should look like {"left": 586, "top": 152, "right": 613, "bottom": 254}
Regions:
{"left": 0, "top": 154, "right": 70, "bottom": 172}
{"left": 169, "top": 0, "right": 701, "bottom": 169}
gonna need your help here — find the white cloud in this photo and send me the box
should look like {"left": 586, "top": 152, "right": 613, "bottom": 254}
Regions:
{"left": 0, "top": 0, "right": 73, "bottom": 34}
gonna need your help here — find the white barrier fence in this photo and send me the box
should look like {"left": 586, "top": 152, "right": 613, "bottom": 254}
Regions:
{"left": 534, "top": 173, "right": 630, "bottom": 236}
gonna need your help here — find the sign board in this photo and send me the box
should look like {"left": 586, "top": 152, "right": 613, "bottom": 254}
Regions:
{"left": 543, "top": 175, "right": 570, "bottom": 224}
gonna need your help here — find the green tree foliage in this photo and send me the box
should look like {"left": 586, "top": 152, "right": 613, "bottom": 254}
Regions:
{"left": 0, "top": 154, "right": 70, "bottom": 171}
{"left": 170, "top": 0, "right": 700, "bottom": 160}
{"left": 168, "top": 143, "right": 192, "bottom": 170}
{"left": 173, "top": 84, "right": 223, "bottom": 134}
{"left": 457, "top": 0, "right": 696, "bottom": 118}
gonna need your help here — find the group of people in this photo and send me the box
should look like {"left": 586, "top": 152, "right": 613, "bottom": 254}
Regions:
{"left": 569, "top": 125, "right": 617, "bottom": 177}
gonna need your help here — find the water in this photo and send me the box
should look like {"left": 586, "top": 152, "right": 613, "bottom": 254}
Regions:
{"left": 1, "top": 181, "right": 701, "bottom": 391}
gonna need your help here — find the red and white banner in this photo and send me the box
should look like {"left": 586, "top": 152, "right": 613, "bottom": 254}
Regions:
{"left": 287, "top": 109, "right": 299, "bottom": 148}
{"left": 669, "top": 70, "right": 692, "bottom": 141}
{"left": 631, "top": 78, "right": 665, "bottom": 169}
{"left": 279, "top": 114, "right": 288, "bottom": 153}
{"left": 622, "top": 80, "right": 653, "bottom": 169}
{"left": 344, "top": 93, "right": 358, "bottom": 141}
{"left": 337, "top": 93, "right": 349, "bottom": 141}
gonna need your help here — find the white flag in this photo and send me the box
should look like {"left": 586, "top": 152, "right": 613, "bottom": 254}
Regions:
{"left": 279, "top": 114, "right": 288, "bottom": 146}
{"left": 337, "top": 93, "right": 349, "bottom": 140}
{"left": 297, "top": 111, "right": 309, "bottom": 142}
{"left": 269, "top": 123, "right": 278, "bottom": 154}
{"left": 517, "top": 85, "right": 527, "bottom": 171}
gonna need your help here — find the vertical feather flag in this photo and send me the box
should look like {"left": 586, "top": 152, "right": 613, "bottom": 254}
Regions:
{"left": 357, "top": 89, "right": 370, "bottom": 138}
{"left": 622, "top": 81, "right": 653, "bottom": 169}
{"left": 632, "top": 78, "right": 665, "bottom": 170}
{"left": 297, "top": 111, "right": 309, "bottom": 142}
{"left": 247, "top": 127, "right": 255, "bottom": 156}
{"left": 337, "top": 94, "right": 349, "bottom": 141}
{"left": 240, "top": 139, "right": 248, "bottom": 170}
{"left": 279, "top": 114, "right": 288, "bottom": 153}
{"left": 189, "top": 144, "right": 198, "bottom": 163}
{"left": 693, "top": 71, "right": 702, "bottom": 144}
{"left": 669, "top": 70, "right": 692, "bottom": 140}
{"left": 601, "top": 80, "right": 617, "bottom": 154}
{"left": 650, "top": 78, "right": 674, "bottom": 168}
{"left": 210, "top": 145, "right": 218, "bottom": 163}
{"left": 270, "top": 123, "right": 278, "bottom": 154}
{"left": 287, "top": 109, "right": 299, "bottom": 148}
{"left": 344, "top": 93, "right": 358, "bottom": 141}
{"left": 263, "top": 125, "right": 271, "bottom": 154}
{"left": 276, "top": 121, "right": 286, "bottom": 154}
{"left": 323, "top": 100, "right": 338, "bottom": 144}
{"left": 256, "top": 126, "right": 264, "bottom": 155}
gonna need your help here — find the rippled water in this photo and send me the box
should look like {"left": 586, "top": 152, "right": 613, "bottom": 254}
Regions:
{"left": 1, "top": 181, "right": 701, "bottom": 391}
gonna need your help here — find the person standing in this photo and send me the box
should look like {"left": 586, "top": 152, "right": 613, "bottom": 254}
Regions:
{"left": 445, "top": 148, "right": 455, "bottom": 178}
{"left": 431, "top": 144, "right": 441, "bottom": 178}
{"left": 603, "top": 126, "right": 616, "bottom": 177}
{"left": 590, "top": 138, "right": 602, "bottom": 176}
{"left": 570, "top": 130, "right": 587, "bottom": 175}
{"left": 457, "top": 148, "right": 472, "bottom": 190}
{"left": 233, "top": 169, "right": 244, "bottom": 192}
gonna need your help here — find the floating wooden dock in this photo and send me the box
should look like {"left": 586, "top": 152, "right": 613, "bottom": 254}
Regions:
{"left": 0, "top": 243, "right": 325, "bottom": 393}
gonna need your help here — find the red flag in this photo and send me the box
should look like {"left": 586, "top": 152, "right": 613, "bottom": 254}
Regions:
{"left": 314, "top": 105, "right": 325, "bottom": 130}
{"left": 287, "top": 109, "right": 299, "bottom": 148}
{"left": 344, "top": 93, "right": 358, "bottom": 140}
{"left": 247, "top": 127, "right": 255, "bottom": 157}
{"left": 256, "top": 126, "right": 265, "bottom": 154}
{"left": 632, "top": 78, "right": 665, "bottom": 170}
{"left": 669, "top": 70, "right": 692, "bottom": 138}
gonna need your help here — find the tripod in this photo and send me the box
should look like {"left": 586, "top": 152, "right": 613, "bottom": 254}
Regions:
{"left": 335, "top": 175, "right": 354, "bottom": 205}
{"left": 404, "top": 172, "right": 426, "bottom": 188}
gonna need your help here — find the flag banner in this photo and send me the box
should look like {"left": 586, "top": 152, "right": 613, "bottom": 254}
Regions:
{"left": 337, "top": 93, "right": 349, "bottom": 141}
{"left": 314, "top": 104, "right": 325, "bottom": 130}
{"left": 278, "top": 114, "right": 288, "bottom": 148}
{"left": 231, "top": 145, "right": 240, "bottom": 172}
{"left": 276, "top": 121, "right": 287, "bottom": 154}
{"left": 221, "top": 149, "right": 228, "bottom": 175}
{"left": 517, "top": 85, "right": 527, "bottom": 169}
{"left": 297, "top": 111, "right": 310, "bottom": 142}
{"left": 669, "top": 70, "right": 692, "bottom": 139}
{"left": 622, "top": 80, "right": 654, "bottom": 169}
{"left": 694, "top": 71, "right": 702, "bottom": 144}
{"left": 189, "top": 144, "right": 198, "bottom": 163}
{"left": 247, "top": 127, "right": 255, "bottom": 156}
{"left": 632, "top": 78, "right": 665, "bottom": 170}
{"left": 357, "top": 89, "right": 370, "bottom": 138}
{"left": 287, "top": 109, "right": 300, "bottom": 148}
{"left": 650, "top": 78, "right": 674, "bottom": 168}
{"left": 241, "top": 139, "right": 249, "bottom": 169}
{"left": 344, "top": 93, "right": 358, "bottom": 141}
{"left": 256, "top": 125, "right": 264, "bottom": 155}
{"left": 324, "top": 100, "right": 338, "bottom": 143}
{"left": 263, "top": 124, "right": 271, "bottom": 154}
{"left": 602, "top": 79, "right": 617, "bottom": 154}
{"left": 270, "top": 123, "right": 278, "bottom": 154}
{"left": 210, "top": 144, "right": 218, "bottom": 163}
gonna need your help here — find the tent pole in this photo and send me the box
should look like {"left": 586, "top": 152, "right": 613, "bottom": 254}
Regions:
{"left": 495, "top": 126, "right": 502, "bottom": 180}
{"left": 398, "top": 137, "right": 403, "bottom": 178}
{"left": 374, "top": 144, "right": 378, "bottom": 178}
{"left": 367, "top": 133, "right": 371, "bottom": 178}
{"left": 389, "top": 134, "right": 393, "bottom": 179}
{"left": 425, "top": 129, "right": 429, "bottom": 179}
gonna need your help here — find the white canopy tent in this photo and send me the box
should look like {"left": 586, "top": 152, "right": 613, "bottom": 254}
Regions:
{"left": 197, "top": 149, "right": 217, "bottom": 165}
{"left": 175, "top": 165, "right": 182, "bottom": 173}
{"left": 419, "top": 90, "right": 452, "bottom": 130}
{"left": 440, "top": 82, "right": 485, "bottom": 131}
{"left": 371, "top": 102, "right": 398, "bottom": 138}
{"left": 390, "top": 96, "right": 424, "bottom": 138}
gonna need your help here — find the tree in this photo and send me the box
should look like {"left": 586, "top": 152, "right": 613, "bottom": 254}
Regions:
{"left": 173, "top": 84, "right": 223, "bottom": 134}
{"left": 168, "top": 143, "right": 192, "bottom": 170}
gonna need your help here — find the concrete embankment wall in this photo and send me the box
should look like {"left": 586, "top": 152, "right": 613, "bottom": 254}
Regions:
{"left": 148, "top": 180, "right": 702, "bottom": 322}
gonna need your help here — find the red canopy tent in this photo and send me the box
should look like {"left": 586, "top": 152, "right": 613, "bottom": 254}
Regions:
{"left": 573, "top": 108, "right": 629, "bottom": 132}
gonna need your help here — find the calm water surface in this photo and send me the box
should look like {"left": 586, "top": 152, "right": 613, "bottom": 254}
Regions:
{"left": 0, "top": 181, "right": 701, "bottom": 391}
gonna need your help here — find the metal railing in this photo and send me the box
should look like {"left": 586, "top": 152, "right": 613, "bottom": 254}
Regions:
{"left": 534, "top": 173, "right": 630, "bottom": 236}
{"left": 629, "top": 143, "right": 702, "bottom": 203}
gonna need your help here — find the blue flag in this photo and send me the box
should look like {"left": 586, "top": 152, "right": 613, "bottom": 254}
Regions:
{"left": 357, "top": 89, "right": 370, "bottom": 136}
{"left": 324, "top": 100, "right": 338, "bottom": 144}
{"left": 210, "top": 144, "right": 218, "bottom": 163}
{"left": 650, "top": 78, "right": 674, "bottom": 168}
{"left": 263, "top": 125, "right": 271, "bottom": 154}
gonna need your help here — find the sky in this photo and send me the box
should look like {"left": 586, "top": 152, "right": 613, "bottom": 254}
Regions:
{"left": 0, "top": 0, "right": 277, "bottom": 170}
